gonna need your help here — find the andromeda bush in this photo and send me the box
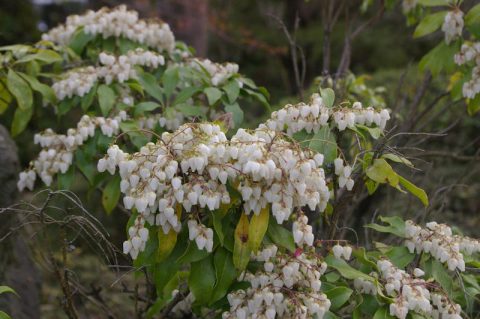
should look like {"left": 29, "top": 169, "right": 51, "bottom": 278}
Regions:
{"left": 1, "top": 3, "right": 479, "bottom": 319}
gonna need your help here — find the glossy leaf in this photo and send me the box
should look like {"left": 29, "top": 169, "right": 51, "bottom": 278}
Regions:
{"left": 233, "top": 213, "right": 251, "bottom": 271}
{"left": 365, "top": 215, "right": 406, "bottom": 238}
{"left": 309, "top": 126, "right": 337, "bottom": 165}
{"left": 398, "top": 175, "right": 429, "bottom": 206}
{"left": 248, "top": 205, "right": 269, "bottom": 253}
{"left": 267, "top": 218, "right": 295, "bottom": 252}
{"left": 366, "top": 159, "right": 399, "bottom": 187}
{"left": 7, "top": 69, "right": 32, "bottom": 111}
{"left": 102, "top": 175, "right": 121, "bottom": 214}
{"left": 188, "top": 254, "right": 216, "bottom": 305}
{"left": 18, "top": 72, "right": 56, "bottom": 104}
{"left": 134, "top": 101, "right": 161, "bottom": 117}
{"left": 11, "top": 105, "right": 33, "bottom": 136}
{"left": 325, "top": 255, "right": 374, "bottom": 281}
{"left": 210, "top": 248, "right": 236, "bottom": 303}
{"left": 97, "top": 84, "right": 116, "bottom": 116}
{"left": 138, "top": 72, "right": 164, "bottom": 102}
{"left": 413, "top": 11, "right": 447, "bottom": 38}
{"left": 225, "top": 102, "right": 244, "bottom": 127}
{"left": 223, "top": 79, "right": 240, "bottom": 103}
{"left": 321, "top": 88, "right": 335, "bottom": 107}
{"left": 325, "top": 286, "right": 353, "bottom": 311}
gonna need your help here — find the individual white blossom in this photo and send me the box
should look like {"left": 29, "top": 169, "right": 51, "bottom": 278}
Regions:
{"left": 99, "top": 122, "right": 330, "bottom": 259}
{"left": 223, "top": 245, "right": 330, "bottom": 319}
{"left": 454, "top": 42, "right": 480, "bottom": 99}
{"left": 42, "top": 5, "right": 175, "bottom": 53}
{"left": 442, "top": 10, "right": 464, "bottom": 45}
{"left": 333, "top": 158, "right": 354, "bottom": 191}
{"left": 405, "top": 220, "right": 480, "bottom": 272}
{"left": 292, "top": 213, "right": 314, "bottom": 247}
{"left": 18, "top": 112, "right": 127, "bottom": 191}
{"left": 260, "top": 94, "right": 390, "bottom": 136}
{"left": 331, "top": 242, "right": 352, "bottom": 260}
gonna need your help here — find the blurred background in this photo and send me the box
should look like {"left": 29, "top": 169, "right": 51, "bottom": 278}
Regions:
{"left": 0, "top": 0, "right": 479, "bottom": 318}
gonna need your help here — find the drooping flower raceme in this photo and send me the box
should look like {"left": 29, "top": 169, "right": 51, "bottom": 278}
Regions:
{"left": 17, "top": 111, "right": 127, "bottom": 191}
{"left": 377, "top": 259, "right": 462, "bottom": 319}
{"left": 405, "top": 220, "right": 480, "bottom": 272}
{"left": 189, "top": 58, "right": 242, "bottom": 87}
{"left": 98, "top": 123, "right": 330, "bottom": 258}
{"left": 442, "top": 9, "right": 464, "bottom": 45}
{"left": 454, "top": 42, "right": 480, "bottom": 99}
{"left": 223, "top": 245, "right": 331, "bottom": 319}
{"left": 52, "top": 49, "right": 165, "bottom": 100}
{"left": 260, "top": 94, "right": 390, "bottom": 136}
{"left": 42, "top": 5, "right": 175, "bottom": 53}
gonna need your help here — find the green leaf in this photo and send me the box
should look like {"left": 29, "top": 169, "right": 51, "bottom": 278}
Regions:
{"left": 398, "top": 175, "right": 429, "bottom": 206}
{"left": 244, "top": 88, "right": 270, "bottom": 111}
{"left": 413, "top": 11, "right": 447, "bottom": 38}
{"left": 365, "top": 216, "right": 406, "bottom": 238}
{"left": 204, "top": 87, "right": 222, "bottom": 105}
{"left": 75, "top": 149, "right": 96, "bottom": 185}
{"left": 176, "top": 104, "right": 205, "bottom": 117}
{"left": 0, "top": 286, "right": 17, "bottom": 296}
{"left": 69, "top": 28, "right": 95, "bottom": 55}
{"left": 386, "top": 246, "right": 415, "bottom": 268}
{"left": 248, "top": 205, "right": 269, "bottom": 253}
{"left": 356, "top": 124, "right": 382, "bottom": 139}
{"left": 325, "top": 287, "right": 353, "bottom": 311}
{"left": 325, "top": 255, "right": 374, "bottom": 281}
{"left": 15, "top": 49, "right": 62, "bottom": 64}
{"left": 102, "top": 175, "right": 121, "bottom": 214}
{"left": 7, "top": 69, "right": 32, "bottom": 111}
{"left": 188, "top": 254, "right": 216, "bottom": 306}
{"left": 223, "top": 80, "right": 240, "bottom": 103}
{"left": 210, "top": 248, "right": 236, "bottom": 304}
{"left": 134, "top": 101, "right": 161, "bottom": 117}
{"left": 225, "top": 102, "right": 244, "bottom": 127}
{"left": 0, "top": 311, "right": 12, "bottom": 319}
{"left": 418, "top": 0, "right": 448, "bottom": 5}
{"left": 97, "top": 84, "right": 116, "bottom": 116}
{"left": 373, "top": 306, "right": 395, "bottom": 319}
{"left": 81, "top": 84, "right": 97, "bottom": 112}
{"left": 419, "top": 41, "right": 459, "bottom": 76}
{"left": 423, "top": 258, "right": 453, "bottom": 294}
{"left": 309, "top": 126, "right": 337, "bottom": 164}
{"left": 176, "top": 241, "right": 209, "bottom": 264}
{"left": 57, "top": 165, "right": 75, "bottom": 190}
{"left": 467, "top": 94, "right": 480, "bottom": 115}
{"left": 366, "top": 159, "right": 399, "bottom": 187}
{"left": 11, "top": 105, "right": 33, "bottom": 136}
{"left": 162, "top": 67, "right": 179, "bottom": 97}
{"left": 321, "top": 88, "right": 335, "bottom": 107}
{"left": 0, "top": 81, "right": 12, "bottom": 114}
{"left": 138, "top": 72, "right": 164, "bottom": 103}
{"left": 174, "top": 87, "right": 201, "bottom": 105}
{"left": 381, "top": 153, "right": 413, "bottom": 167}
{"left": 18, "top": 72, "right": 56, "bottom": 104}
{"left": 267, "top": 218, "right": 295, "bottom": 252}
{"left": 465, "top": 4, "right": 480, "bottom": 27}
{"left": 233, "top": 213, "right": 251, "bottom": 271}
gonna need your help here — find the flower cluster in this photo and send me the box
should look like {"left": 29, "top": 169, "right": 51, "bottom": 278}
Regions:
{"left": 405, "top": 220, "right": 480, "bottom": 272}
{"left": 292, "top": 213, "right": 314, "bottom": 247}
{"left": 42, "top": 5, "right": 175, "bottom": 53}
{"left": 18, "top": 112, "right": 127, "bottom": 191}
{"left": 442, "top": 10, "right": 464, "bottom": 45}
{"left": 261, "top": 95, "right": 390, "bottom": 136}
{"left": 377, "top": 259, "right": 461, "bottom": 319}
{"left": 187, "top": 220, "right": 214, "bottom": 252}
{"left": 137, "top": 110, "right": 186, "bottom": 132}
{"left": 52, "top": 49, "right": 165, "bottom": 100}
{"left": 223, "top": 245, "right": 331, "bottom": 319}
{"left": 189, "top": 58, "right": 241, "bottom": 86}
{"left": 333, "top": 158, "right": 354, "bottom": 191}
{"left": 454, "top": 42, "right": 480, "bottom": 99}
{"left": 331, "top": 242, "right": 352, "bottom": 260}
{"left": 98, "top": 123, "right": 330, "bottom": 258}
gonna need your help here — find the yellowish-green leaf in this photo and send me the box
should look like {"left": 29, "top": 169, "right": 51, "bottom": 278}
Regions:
{"left": 381, "top": 153, "right": 413, "bottom": 167}
{"left": 321, "top": 88, "right": 335, "bottom": 107}
{"left": 157, "top": 228, "right": 178, "bottom": 263}
{"left": 398, "top": 175, "right": 429, "bottom": 206}
{"left": 248, "top": 205, "right": 269, "bottom": 253}
{"left": 11, "top": 105, "right": 33, "bottom": 136}
{"left": 366, "top": 158, "right": 399, "bottom": 187}
{"left": 233, "top": 213, "right": 251, "bottom": 271}
{"left": 97, "top": 84, "right": 116, "bottom": 116}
